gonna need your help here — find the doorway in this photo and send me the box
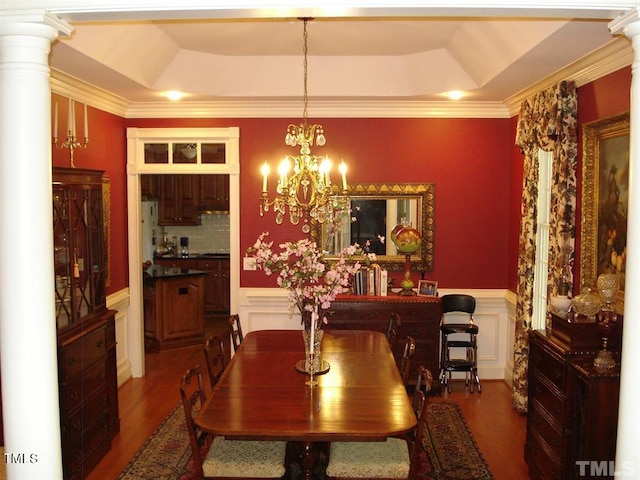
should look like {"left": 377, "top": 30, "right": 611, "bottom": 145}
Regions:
{"left": 126, "top": 127, "right": 240, "bottom": 378}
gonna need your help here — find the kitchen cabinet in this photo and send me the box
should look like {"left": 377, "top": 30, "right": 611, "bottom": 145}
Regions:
{"left": 143, "top": 265, "right": 206, "bottom": 351}
{"left": 154, "top": 255, "right": 230, "bottom": 319}
{"left": 141, "top": 174, "right": 159, "bottom": 200}
{"left": 53, "top": 167, "right": 119, "bottom": 480}
{"left": 327, "top": 295, "right": 442, "bottom": 388}
{"left": 157, "top": 174, "right": 200, "bottom": 225}
{"left": 198, "top": 174, "right": 229, "bottom": 211}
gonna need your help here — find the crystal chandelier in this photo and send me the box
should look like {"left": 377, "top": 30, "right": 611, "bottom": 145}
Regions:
{"left": 260, "top": 18, "right": 349, "bottom": 233}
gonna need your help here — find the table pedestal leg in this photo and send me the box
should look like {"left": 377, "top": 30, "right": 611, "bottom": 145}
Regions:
{"left": 300, "top": 441, "right": 319, "bottom": 480}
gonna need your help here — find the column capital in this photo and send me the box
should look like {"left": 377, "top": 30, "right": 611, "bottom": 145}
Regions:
{"left": 610, "top": 7, "right": 640, "bottom": 37}
{"left": 0, "top": 9, "right": 72, "bottom": 39}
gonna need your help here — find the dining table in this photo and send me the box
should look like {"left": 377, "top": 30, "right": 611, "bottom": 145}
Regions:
{"left": 195, "top": 329, "right": 417, "bottom": 479}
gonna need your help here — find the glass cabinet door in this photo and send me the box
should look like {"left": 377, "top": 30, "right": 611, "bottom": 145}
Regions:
{"left": 53, "top": 169, "right": 106, "bottom": 329}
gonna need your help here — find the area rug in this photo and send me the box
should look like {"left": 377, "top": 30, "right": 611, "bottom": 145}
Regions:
{"left": 118, "top": 401, "right": 493, "bottom": 479}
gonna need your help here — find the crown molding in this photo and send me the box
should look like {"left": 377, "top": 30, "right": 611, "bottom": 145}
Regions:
{"left": 503, "top": 37, "right": 632, "bottom": 116}
{"left": 50, "top": 69, "right": 130, "bottom": 116}
{"left": 51, "top": 38, "right": 632, "bottom": 120}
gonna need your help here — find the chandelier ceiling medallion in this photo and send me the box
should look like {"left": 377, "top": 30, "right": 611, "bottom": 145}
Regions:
{"left": 260, "top": 18, "right": 349, "bottom": 234}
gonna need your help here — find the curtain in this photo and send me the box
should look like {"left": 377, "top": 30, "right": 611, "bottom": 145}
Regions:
{"left": 512, "top": 81, "right": 578, "bottom": 412}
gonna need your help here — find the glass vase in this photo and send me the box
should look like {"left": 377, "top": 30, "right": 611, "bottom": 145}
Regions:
{"left": 302, "top": 328, "right": 323, "bottom": 373}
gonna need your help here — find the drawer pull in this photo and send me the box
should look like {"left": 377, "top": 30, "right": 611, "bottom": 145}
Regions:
{"left": 96, "top": 338, "right": 103, "bottom": 348}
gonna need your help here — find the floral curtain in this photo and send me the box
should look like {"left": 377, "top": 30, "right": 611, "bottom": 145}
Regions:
{"left": 512, "top": 81, "right": 578, "bottom": 412}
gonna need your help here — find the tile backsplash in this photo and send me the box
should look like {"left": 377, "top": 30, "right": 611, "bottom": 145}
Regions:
{"left": 163, "top": 213, "right": 230, "bottom": 254}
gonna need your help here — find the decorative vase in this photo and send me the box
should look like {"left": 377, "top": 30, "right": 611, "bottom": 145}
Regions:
{"left": 596, "top": 273, "right": 620, "bottom": 311}
{"left": 571, "top": 286, "right": 600, "bottom": 321}
{"left": 302, "top": 327, "right": 324, "bottom": 373}
{"left": 549, "top": 295, "right": 572, "bottom": 316}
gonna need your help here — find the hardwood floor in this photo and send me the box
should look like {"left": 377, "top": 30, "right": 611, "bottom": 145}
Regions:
{"left": 87, "top": 318, "right": 529, "bottom": 479}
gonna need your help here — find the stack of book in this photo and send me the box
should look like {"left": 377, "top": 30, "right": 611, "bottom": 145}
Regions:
{"left": 353, "top": 264, "right": 388, "bottom": 296}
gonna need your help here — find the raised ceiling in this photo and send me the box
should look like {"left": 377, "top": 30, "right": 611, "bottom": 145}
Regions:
{"left": 47, "top": 11, "right": 632, "bottom": 117}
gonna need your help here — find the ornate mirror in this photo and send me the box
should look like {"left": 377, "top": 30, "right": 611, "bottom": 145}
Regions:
{"left": 311, "top": 183, "right": 435, "bottom": 271}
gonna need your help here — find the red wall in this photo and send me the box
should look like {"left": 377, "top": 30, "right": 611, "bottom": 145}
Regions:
{"left": 127, "top": 117, "right": 513, "bottom": 289}
{"left": 59, "top": 66, "right": 630, "bottom": 296}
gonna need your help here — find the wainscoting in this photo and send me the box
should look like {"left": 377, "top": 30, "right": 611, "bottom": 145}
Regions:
{"left": 108, "top": 286, "right": 519, "bottom": 385}
{"left": 239, "top": 288, "right": 518, "bottom": 382}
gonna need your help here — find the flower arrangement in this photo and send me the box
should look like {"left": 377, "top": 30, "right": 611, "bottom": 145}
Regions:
{"left": 247, "top": 232, "right": 374, "bottom": 327}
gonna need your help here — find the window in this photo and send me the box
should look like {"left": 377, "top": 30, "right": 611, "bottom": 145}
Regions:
{"left": 531, "top": 149, "right": 553, "bottom": 330}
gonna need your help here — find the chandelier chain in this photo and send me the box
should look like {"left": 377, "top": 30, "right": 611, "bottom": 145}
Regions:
{"left": 302, "top": 19, "right": 309, "bottom": 125}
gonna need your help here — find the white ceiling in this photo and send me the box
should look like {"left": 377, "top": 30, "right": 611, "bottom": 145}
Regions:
{"left": 47, "top": 13, "right": 631, "bottom": 116}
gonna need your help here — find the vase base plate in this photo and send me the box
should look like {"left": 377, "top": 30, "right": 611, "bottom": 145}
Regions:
{"left": 295, "top": 360, "right": 330, "bottom": 375}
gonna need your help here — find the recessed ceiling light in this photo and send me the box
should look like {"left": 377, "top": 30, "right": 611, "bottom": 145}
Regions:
{"left": 166, "top": 90, "right": 184, "bottom": 101}
{"left": 446, "top": 90, "right": 464, "bottom": 100}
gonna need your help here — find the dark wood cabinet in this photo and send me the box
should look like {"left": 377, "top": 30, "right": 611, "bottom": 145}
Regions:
{"left": 157, "top": 174, "right": 200, "bottom": 225}
{"left": 526, "top": 328, "right": 621, "bottom": 480}
{"left": 327, "top": 295, "right": 442, "bottom": 387}
{"left": 53, "top": 167, "right": 119, "bottom": 480}
{"left": 143, "top": 268, "right": 206, "bottom": 351}
{"left": 141, "top": 174, "right": 159, "bottom": 200}
{"left": 198, "top": 174, "right": 229, "bottom": 211}
{"left": 154, "top": 256, "right": 230, "bottom": 319}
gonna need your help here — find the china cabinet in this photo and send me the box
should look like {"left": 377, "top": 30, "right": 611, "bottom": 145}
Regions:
{"left": 53, "top": 167, "right": 119, "bottom": 480}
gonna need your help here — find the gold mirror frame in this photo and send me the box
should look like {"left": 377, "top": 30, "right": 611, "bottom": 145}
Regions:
{"left": 580, "top": 112, "right": 629, "bottom": 312}
{"left": 310, "top": 183, "right": 435, "bottom": 272}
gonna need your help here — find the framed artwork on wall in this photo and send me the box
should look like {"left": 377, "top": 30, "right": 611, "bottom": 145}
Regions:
{"left": 417, "top": 280, "right": 438, "bottom": 297}
{"left": 580, "top": 112, "right": 629, "bottom": 312}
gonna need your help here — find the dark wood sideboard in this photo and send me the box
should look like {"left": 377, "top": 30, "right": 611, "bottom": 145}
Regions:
{"left": 526, "top": 314, "right": 622, "bottom": 480}
{"left": 326, "top": 295, "right": 442, "bottom": 388}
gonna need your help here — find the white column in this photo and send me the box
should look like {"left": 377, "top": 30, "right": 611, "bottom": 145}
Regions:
{"left": 0, "top": 11, "right": 72, "bottom": 479}
{"left": 610, "top": 8, "right": 640, "bottom": 478}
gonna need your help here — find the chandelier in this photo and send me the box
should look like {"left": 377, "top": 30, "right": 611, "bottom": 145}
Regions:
{"left": 260, "top": 18, "right": 349, "bottom": 234}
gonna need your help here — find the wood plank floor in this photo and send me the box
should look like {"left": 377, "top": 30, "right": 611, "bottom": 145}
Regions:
{"left": 87, "top": 317, "right": 530, "bottom": 479}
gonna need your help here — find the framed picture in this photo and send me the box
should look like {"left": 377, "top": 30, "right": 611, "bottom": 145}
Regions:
{"left": 417, "top": 280, "right": 438, "bottom": 297}
{"left": 580, "top": 112, "right": 629, "bottom": 312}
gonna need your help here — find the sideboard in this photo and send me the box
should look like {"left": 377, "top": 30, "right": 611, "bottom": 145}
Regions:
{"left": 526, "top": 319, "right": 621, "bottom": 480}
{"left": 326, "top": 295, "right": 442, "bottom": 388}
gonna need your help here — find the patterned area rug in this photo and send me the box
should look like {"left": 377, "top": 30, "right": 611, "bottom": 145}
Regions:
{"left": 117, "top": 401, "right": 493, "bottom": 479}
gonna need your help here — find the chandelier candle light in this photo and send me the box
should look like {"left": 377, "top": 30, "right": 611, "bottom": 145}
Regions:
{"left": 53, "top": 97, "right": 89, "bottom": 168}
{"left": 260, "top": 18, "right": 349, "bottom": 233}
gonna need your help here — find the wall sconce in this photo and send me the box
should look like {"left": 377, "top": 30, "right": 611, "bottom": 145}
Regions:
{"left": 53, "top": 97, "right": 89, "bottom": 168}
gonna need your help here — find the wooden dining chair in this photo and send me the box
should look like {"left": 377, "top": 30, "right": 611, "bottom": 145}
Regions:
{"left": 407, "top": 365, "right": 433, "bottom": 451}
{"left": 407, "top": 373, "right": 437, "bottom": 480}
{"left": 203, "top": 333, "right": 228, "bottom": 390}
{"left": 386, "top": 313, "right": 401, "bottom": 349}
{"left": 179, "top": 365, "right": 288, "bottom": 479}
{"left": 229, "top": 314, "right": 244, "bottom": 353}
{"left": 325, "top": 436, "right": 411, "bottom": 479}
{"left": 399, "top": 336, "right": 416, "bottom": 387}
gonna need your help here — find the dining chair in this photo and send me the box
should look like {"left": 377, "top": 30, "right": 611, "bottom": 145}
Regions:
{"left": 325, "top": 436, "right": 411, "bottom": 479}
{"left": 179, "top": 365, "right": 288, "bottom": 479}
{"left": 229, "top": 314, "right": 244, "bottom": 353}
{"left": 386, "top": 313, "right": 401, "bottom": 348}
{"left": 439, "top": 294, "right": 481, "bottom": 393}
{"left": 407, "top": 365, "right": 433, "bottom": 451}
{"left": 407, "top": 374, "right": 437, "bottom": 480}
{"left": 398, "top": 336, "right": 416, "bottom": 387}
{"left": 203, "top": 333, "right": 228, "bottom": 390}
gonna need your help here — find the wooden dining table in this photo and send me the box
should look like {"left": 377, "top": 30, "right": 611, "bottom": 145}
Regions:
{"left": 195, "top": 329, "right": 416, "bottom": 479}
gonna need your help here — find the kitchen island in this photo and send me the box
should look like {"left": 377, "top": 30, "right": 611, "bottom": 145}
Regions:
{"left": 143, "top": 264, "right": 206, "bottom": 351}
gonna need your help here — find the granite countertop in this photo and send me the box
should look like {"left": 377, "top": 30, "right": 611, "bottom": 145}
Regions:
{"left": 144, "top": 264, "right": 207, "bottom": 280}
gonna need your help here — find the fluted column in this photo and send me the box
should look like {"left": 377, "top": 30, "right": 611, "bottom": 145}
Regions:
{"left": 0, "top": 11, "right": 71, "bottom": 479}
{"left": 610, "top": 8, "right": 640, "bottom": 478}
